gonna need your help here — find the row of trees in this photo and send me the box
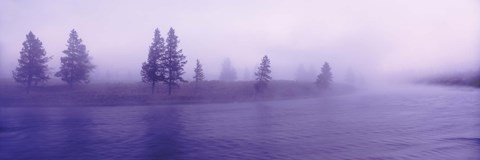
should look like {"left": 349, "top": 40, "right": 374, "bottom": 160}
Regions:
{"left": 136, "top": 27, "right": 331, "bottom": 93}
{"left": 140, "top": 28, "right": 277, "bottom": 94}
{"left": 12, "top": 28, "right": 333, "bottom": 94}
{"left": 193, "top": 56, "right": 333, "bottom": 92}
{"left": 12, "top": 30, "right": 94, "bottom": 93}
{"left": 191, "top": 55, "right": 333, "bottom": 93}
{"left": 140, "top": 28, "right": 187, "bottom": 95}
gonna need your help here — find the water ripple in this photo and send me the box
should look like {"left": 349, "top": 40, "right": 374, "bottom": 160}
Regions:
{"left": 0, "top": 86, "right": 479, "bottom": 160}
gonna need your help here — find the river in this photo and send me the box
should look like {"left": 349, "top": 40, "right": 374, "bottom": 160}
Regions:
{"left": 0, "top": 85, "right": 479, "bottom": 160}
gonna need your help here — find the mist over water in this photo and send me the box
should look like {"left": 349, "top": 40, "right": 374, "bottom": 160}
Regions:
{"left": 0, "top": 44, "right": 4, "bottom": 78}
{"left": 1, "top": 0, "right": 479, "bottom": 82}
{"left": 1, "top": 1, "right": 480, "bottom": 160}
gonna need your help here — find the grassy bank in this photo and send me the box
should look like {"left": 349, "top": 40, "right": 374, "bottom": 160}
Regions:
{"left": 0, "top": 80, "right": 353, "bottom": 107}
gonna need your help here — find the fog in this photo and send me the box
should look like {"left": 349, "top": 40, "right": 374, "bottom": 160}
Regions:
{"left": 1, "top": 0, "right": 479, "bottom": 83}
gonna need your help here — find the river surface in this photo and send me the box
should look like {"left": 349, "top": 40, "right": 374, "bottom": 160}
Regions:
{"left": 0, "top": 85, "right": 479, "bottom": 160}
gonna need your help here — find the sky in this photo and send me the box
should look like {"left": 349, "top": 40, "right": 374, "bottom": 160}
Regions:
{"left": 1, "top": 0, "right": 479, "bottom": 82}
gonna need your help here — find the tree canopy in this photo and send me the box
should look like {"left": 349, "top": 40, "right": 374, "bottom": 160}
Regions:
{"left": 193, "top": 59, "right": 205, "bottom": 83}
{"left": 55, "top": 29, "right": 95, "bottom": 87}
{"left": 316, "top": 62, "right": 333, "bottom": 89}
{"left": 141, "top": 28, "right": 166, "bottom": 94}
{"left": 12, "top": 31, "right": 51, "bottom": 92}
{"left": 254, "top": 55, "right": 272, "bottom": 92}
{"left": 163, "top": 27, "right": 187, "bottom": 95}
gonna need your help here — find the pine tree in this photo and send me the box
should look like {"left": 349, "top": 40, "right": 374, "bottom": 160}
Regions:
{"left": 193, "top": 59, "right": 205, "bottom": 84}
{"left": 55, "top": 29, "right": 95, "bottom": 88}
{"left": 254, "top": 55, "right": 272, "bottom": 92}
{"left": 141, "top": 28, "right": 166, "bottom": 94}
{"left": 219, "top": 58, "right": 237, "bottom": 81}
{"left": 295, "top": 64, "right": 307, "bottom": 81}
{"left": 12, "top": 31, "right": 51, "bottom": 93}
{"left": 163, "top": 27, "right": 187, "bottom": 95}
{"left": 316, "top": 62, "right": 333, "bottom": 89}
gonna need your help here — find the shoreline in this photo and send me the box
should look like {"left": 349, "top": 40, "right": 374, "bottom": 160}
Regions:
{"left": 0, "top": 80, "right": 353, "bottom": 107}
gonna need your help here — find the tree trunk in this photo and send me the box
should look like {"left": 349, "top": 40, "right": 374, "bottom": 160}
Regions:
{"left": 168, "top": 83, "right": 172, "bottom": 95}
{"left": 26, "top": 75, "right": 32, "bottom": 94}
{"left": 26, "top": 80, "right": 31, "bottom": 94}
{"left": 151, "top": 82, "right": 155, "bottom": 95}
{"left": 168, "top": 72, "right": 173, "bottom": 95}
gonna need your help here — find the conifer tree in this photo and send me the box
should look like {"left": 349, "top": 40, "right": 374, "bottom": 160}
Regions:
{"left": 55, "top": 29, "right": 94, "bottom": 88}
{"left": 316, "top": 62, "right": 333, "bottom": 89}
{"left": 141, "top": 28, "right": 166, "bottom": 94}
{"left": 12, "top": 31, "right": 51, "bottom": 93}
{"left": 254, "top": 55, "right": 272, "bottom": 92}
{"left": 219, "top": 58, "right": 237, "bottom": 81}
{"left": 163, "top": 27, "right": 187, "bottom": 95}
{"left": 193, "top": 59, "right": 205, "bottom": 84}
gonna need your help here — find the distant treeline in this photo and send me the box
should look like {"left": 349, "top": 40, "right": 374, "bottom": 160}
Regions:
{"left": 11, "top": 28, "right": 335, "bottom": 95}
{"left": 421, "top": 72, "right": 480, "bottom": 88}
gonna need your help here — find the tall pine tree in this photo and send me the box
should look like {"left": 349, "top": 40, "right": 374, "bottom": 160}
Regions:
{"left": 193, "top": 59, "right": 205, "bottom": 84}
{"left": 55, "top": 29, "right": 95, "bottom": 88}
{"left": 12, "top": 31, "right": 51, "bottom": 93}
{"left": 141, "top": 28, "right": 166, "bottom": 94}
{"left": 254, "top": 55, "right": 272, "bottom": 92}
{"left": 163, "top": 27, "right": 187, "bottom": 95}
{"left": 316, "top": 62, "right": 333, "bottom": 89}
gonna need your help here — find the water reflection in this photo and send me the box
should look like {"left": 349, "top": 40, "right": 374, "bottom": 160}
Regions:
{"left": 57, "top": 108, "right": 95, "bottom": 159}
{"left": 0, "top": 86, "right": 479, "bottom": 160}
{"left": 143, "top": 106, "right": 185, "bottom": 159}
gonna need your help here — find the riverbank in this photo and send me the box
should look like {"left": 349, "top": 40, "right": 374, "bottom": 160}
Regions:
{"left": 417, "top": 72, "right": 480, "bottom": 88}
{"left": 0, "top": 80, "right": 353, "bottom": 107}
{"left": 1, "top": 81, "right": 478, "bottom": 160}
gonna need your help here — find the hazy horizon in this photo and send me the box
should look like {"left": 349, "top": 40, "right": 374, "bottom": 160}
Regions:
{"left": 1, "top": 0, "right": 479, "bottom": 83}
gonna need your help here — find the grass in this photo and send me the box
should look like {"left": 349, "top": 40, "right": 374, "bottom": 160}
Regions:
{"left": 0, "top": 79, "right": 354, "bottom": 107}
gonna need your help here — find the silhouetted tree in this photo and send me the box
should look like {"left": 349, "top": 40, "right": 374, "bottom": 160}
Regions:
{"left": 193, "top": 59, "right": 205, "bottom": 84}
{"left": 219, "top": 58, "right": 237, "bottom": 81}
{"left": 141, "top": 28, "right": 166, "bottom": 94}
{"left": 316, "top": 62, "right": 333, "bottom": 89}
{"left": 12, "top": 31, "right": 51, "bottom": 93}
{"left": 55, "top": 29, "right": 95, "bottom": 88}
{"left": 254, "top": 55, "right": 272, "bottom": 92}
{"left": 163, "top": 27, "right": 187, "bottom": 95}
